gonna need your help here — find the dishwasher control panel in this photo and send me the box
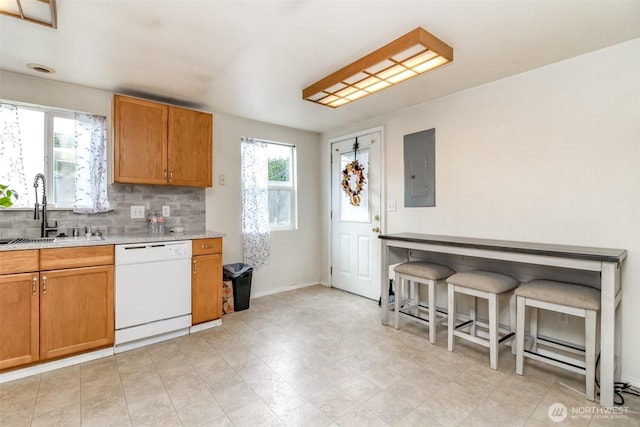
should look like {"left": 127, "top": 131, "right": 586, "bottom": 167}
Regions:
{"left": 115, "top": 240, "right": 192, "bottom": 265}
{"left": 168, "top": 245, "right": 187, "bottom": 257}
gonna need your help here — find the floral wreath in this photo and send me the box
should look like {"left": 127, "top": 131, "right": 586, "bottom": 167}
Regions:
{"left": 342, "top": 159, "right": 366, "bottom": 206}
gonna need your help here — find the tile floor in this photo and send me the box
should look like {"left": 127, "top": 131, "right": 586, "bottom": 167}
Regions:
{"left": 1, "top": 285, "right": 639, "bottom": 426}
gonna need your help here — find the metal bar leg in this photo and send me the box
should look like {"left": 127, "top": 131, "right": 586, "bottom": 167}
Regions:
{"left": 448, "top": 283, "right": 455, "bottom": 352}
{"left": 489, "top": 293, "right": 498, "bottom": 370}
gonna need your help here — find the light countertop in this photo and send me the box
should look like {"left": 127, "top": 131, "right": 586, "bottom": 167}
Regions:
{"left": 0, "top": 230, "right": 225, "bottom": 252}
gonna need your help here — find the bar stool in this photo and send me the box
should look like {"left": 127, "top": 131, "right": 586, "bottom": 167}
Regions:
{"left": 515, "top": 279, "right": 600, "bottom": 401}
{"left": 447, "top": 270, "right": 519, "bottom": 370}
{"left": 393, "top": 262, "right": 455, "bottom": 343}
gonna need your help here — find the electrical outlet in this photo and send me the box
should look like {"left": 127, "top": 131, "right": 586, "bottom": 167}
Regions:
{"left": 558, "top": 312, "right": 569, "bottom": 325}
{"left": 130, "top": 205, "right": 145, "bottom": 219}
{"left": 162, "top": 205, "right": 170, "bottom": 217}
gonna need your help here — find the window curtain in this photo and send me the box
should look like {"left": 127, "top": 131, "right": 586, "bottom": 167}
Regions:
{"left": 241, "top": 137, "right": 270, "bottom": 267}
{"left": 0, "top": 103, "right": 29, "bottom": 206}
{"left": 73, "top": 113, "right": 112, "bottom": 213}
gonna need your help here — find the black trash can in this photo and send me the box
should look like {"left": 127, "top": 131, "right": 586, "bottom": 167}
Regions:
{"left": 223, "top": 263, "right": 253, "bottom": 311}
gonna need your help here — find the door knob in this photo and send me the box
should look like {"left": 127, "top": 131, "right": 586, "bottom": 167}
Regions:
{"left": 372, "top": 227, "right": 380, "bottom": 233}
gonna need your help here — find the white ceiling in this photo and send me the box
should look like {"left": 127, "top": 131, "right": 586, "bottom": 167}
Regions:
{"left": 1, "top": 1, "right": 639, "bottom": 133}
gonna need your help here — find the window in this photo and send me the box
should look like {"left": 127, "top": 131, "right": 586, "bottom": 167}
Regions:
{"left": 267, "top": 142, "right": 297, "bottom": 230}
{"left": 0, "top": 101, "right": 110, "bottom": 212}
{"left": 240, "top": 138, "right": 296, "bottom": 266}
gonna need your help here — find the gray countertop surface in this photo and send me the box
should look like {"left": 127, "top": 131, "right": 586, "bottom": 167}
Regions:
{"left": 0, "top": 230, "right": 225, "bottom": 252}
{"left": 379, "top": 232, "right": 627, "bottom": 264}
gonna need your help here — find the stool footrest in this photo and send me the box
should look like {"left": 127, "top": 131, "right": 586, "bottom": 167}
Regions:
{"left": 398, "top": 311, "right": 430, "bottom": 326}
{"left": 398, "top": 305, "right": 448, "bottom": 325}
{"left": 498, "top": 331, "right": 515, "bottom": 344}
{"left": 536, "top": 335, "right": 585, "bottom": 354}
{"left": 524, "top": 349, "right": 586, "bottom": 374}
{"left": 455, "top": 319, "right": 473, "bottom": 330}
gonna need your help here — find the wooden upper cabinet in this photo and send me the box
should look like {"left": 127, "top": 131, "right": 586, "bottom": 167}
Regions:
{"left": 113, "top": 94, "right": 213, "bottom": 187}
{"left": 168, "top": 106, "right": 213, "bottom": 187}
{"left": 113, "top": 95, "right": 168, "bottom": 185}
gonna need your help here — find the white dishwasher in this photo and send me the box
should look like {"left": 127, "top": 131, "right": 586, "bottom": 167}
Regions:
{"left": 115, "top": 240, "right": 192, "bottom": 352}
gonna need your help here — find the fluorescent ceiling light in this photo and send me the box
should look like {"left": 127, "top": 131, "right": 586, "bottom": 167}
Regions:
{"left": 303, "top": 27, "right": 453, "bottom": 108}
{"left": 0, "top": 0, "right": 57, "bottom": 28}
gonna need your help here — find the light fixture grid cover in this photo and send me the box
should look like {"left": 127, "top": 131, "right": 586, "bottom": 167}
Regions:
{"left": 0, "top": 0, "right": 58, "bottom": 28}
{"left": 303, "top": 27, "right": 453, "bottom": 108}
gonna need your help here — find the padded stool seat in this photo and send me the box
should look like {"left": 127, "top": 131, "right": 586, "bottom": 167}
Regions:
{"left": 394, "top": 262, "right": 455, "bottom": 343}
{"left": 515, "top": 280, "right": 600, "bottom": 311}
{"left": 447, "top": 270, "right": 519, "bottom": 370}
{"left": 448, "top": 271, "right": 519, "bottom": 294}
{"left": 515, "top": 279, "right": 600, "bottom": 401}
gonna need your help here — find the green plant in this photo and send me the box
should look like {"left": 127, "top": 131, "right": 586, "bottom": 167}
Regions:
{"left": 268, "top": 157, "right": 290, "bottom": 182}
{"left": 0, "top": 184, "right": 18, "bottom": 208}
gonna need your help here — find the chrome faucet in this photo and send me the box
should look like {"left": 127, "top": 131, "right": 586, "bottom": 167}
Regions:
{"left": 33, "top": 173, "right": 57, "bottom": 237}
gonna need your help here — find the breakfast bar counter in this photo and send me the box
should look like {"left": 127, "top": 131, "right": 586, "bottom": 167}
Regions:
{"left": 379, "top": 233, "right": 627, "bottom": 407}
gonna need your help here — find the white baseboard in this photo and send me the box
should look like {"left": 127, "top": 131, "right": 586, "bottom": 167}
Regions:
{"left": 251, "top": 281, "right": 322, "bottom": 298}
{"left": 190, "top": 318, "right": 222, "bottom": 333}
{"left": 0, "top": 348, "right": 114, "bottom": 384}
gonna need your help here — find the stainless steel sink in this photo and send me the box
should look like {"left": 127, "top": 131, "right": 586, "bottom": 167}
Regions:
{"left": 0, "top": 235, "right": 105, "bottom": 245}
{"left": 53, "top": 235, "right": 106, "bottom": 243}
{"left": 3, "top": 237, "right": 57, "bottom": 244}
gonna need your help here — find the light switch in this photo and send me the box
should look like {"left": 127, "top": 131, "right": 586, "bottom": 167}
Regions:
{"left": 131, "top": 205, "right": 145, "bottom": 219}
{"left": 219, "top": 174, "right": 226, "bottom": 186}
{"left": 387, "top": 200, "right": 397, "bottom": 212}
{"left": 162, "top": 205, "right": 170, "bottom": 217}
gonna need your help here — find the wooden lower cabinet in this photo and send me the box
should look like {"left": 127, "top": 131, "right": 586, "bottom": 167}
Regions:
{"left": 39, "top": 266, "right": 114, "bottom": 360}
{"left": 192, "top": 238, "right": 223, "bottom": 324}
{"left": 0, "top": 246, "right": 115, "bottom": 371}
{"left": 0, "top": 273, "right": 39, "bottom": 370}
{"left": 192, "top": 254, "right": 222, "bottom": 324}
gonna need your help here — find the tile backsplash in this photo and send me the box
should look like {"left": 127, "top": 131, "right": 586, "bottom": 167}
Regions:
{"left": 0, "top": 184, "right": 205, "bottom": 239}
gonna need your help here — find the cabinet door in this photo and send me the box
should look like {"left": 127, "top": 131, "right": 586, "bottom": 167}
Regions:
{"left": 40, "top": 266, "right": 114, "bottom": 360}
{"left": 114, "top": 95, "right": 168, "bottom": 185}
{"left": 0, "top": 273, "right": 39, "bottom": 370}
{"left": 192, "top": 254, "right": 222, "bottom": 324}
{"left": 168, "top": 106, "right": 213, "bottom": 187}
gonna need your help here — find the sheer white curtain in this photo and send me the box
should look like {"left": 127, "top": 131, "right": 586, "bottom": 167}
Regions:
{"left": 0, "top": 103, "right": 29, "bottom": 205}
{"left": 0, "top": 101, "right": 110, "bottom": 212}
{"left": 241, "top": 137, "right": 270, "bottom": 267}
{"left": 74, "top": 113, "right": 111, "bottom": 213}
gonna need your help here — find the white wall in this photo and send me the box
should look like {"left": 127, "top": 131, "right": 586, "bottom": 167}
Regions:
{"left": 0, "top": 70, "right": 325, "bottom": 299}
{"left": 323, "top": 39, "right": 640, "bottom": 384}
{"left": 206, "top": 113, "right": 323, "bottom": 298}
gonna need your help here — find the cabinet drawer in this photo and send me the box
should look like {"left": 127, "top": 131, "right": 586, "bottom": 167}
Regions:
{"left": 40, "top": 246, "right": 114, "bottom": 270}
{"left": 0, "top": 250, "right": 39, "bottom": 275}
{"left": 192, "top": 238, "right": 222, "bottom": 255}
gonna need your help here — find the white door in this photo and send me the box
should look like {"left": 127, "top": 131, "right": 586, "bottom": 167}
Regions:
{"left": 331, "top": 131, "right": 381, "bottom": 300}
